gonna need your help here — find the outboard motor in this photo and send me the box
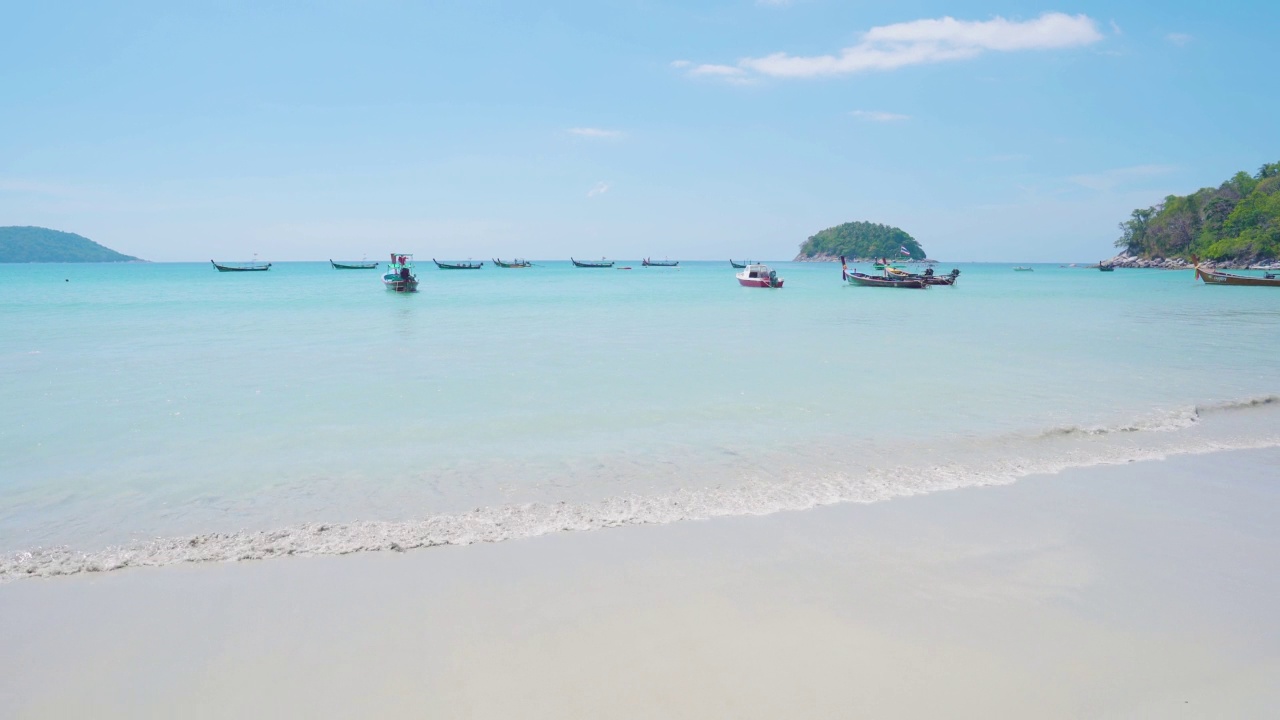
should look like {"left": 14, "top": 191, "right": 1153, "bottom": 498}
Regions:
{"left": 768, "top": 269, "right": 778, "bottom": 285}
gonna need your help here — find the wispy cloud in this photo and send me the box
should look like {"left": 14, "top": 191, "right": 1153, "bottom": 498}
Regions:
{"left": 850, "top": 110, "right": 910, "bottom": 122}
{"left": 1109, "top": 19, "right": 1122, "bottom": 35}
{"left": 1165, "top": 32, "right": 1192, "bottom": 47}
{"left": 680, "top": 12, "right": 1103, "bottom": 81}
{"left": 587, "top": 181, "right": 610, "bottom": 198}
{"left": 568, "top": 127, "right": 624, "bottom": 139}
{"left": 1068, "top": 164, "right": 1177, "bottom": 191}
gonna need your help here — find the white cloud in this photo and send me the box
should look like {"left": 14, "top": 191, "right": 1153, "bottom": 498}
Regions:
{"left": 681, "top": 12, "right": 1103, "bottom": 81}
{"left": 568, "top": 127, "right": 624, "bottom": 139}
{"left": 1068, "top": 164, "right": 1177, "bottom": 191}
{"left": 850, "top": 110, "right": 910, "bottom": 122}
{"left": 1165, "top": 32, "right": 1192, "bottom": 47}
{"left": 669, "top": 60, "right": 692, "bottom": 69}
{"left": 587, "top": 182, "right": 610, "bottom": 198}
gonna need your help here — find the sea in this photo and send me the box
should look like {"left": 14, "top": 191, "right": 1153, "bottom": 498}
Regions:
{"left": 3, "top": 260, "right": 1280, "bottom": 578}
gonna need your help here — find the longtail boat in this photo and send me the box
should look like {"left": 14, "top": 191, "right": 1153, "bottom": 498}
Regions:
{"left": 736, "top": 263, "right": 783, "bottom": 288}
{"left": 730, "top": 260, "right": 749, "bottom": 269}
{"left": 841, "top": 256, "right": 927, "bottom": 288}
{"left": 1098, "top": 262, "right": 1115, "bottom": 272}
{"left": 211, "top": 260, "right": 270, "bottom": 272}
{"left": 884, "top": 265, "right": 960, "bottom": 286}
{"left": 492, "top": 258, "right": 532, "bottom": 268}
{"left": 330, "top": 259, "right": 378, "bottom": 269}
{"left": 433, "top": 259, "right": 484, "bottom": 269}
{"left": 383, "top": 253, "right": 419, "bottom": 292}
{"left": 1013, "top": 266, "right": 1034, "bottom": 272}
{"left": 571, "top": 258, "right": 614, "bottom": 268}
{"left": 1195, "top": 261, "right": 1280, "bottom": 287}
{"left": 642, "top": 258, "right": 679, "bottom": 267}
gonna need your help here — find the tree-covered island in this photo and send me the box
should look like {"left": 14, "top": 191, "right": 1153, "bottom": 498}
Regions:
{"left": 1112, "top": 161, "right": 1280, "bottom": 267}
{"left": 0, "top": 226, "right": 141, "bottom": 263}
{"left": 794, "top": 221, "right": 926, "bottom": 261}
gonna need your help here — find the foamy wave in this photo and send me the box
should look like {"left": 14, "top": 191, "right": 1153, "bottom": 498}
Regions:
{"left": 1041, "top": 395, "right": 1280, "bottom": 438}
{"left": 4, "top": 433, "right": 1277, "bottom": 581}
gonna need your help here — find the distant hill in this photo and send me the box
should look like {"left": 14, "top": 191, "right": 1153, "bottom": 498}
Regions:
{"left": 1115, "top": 161, "right": 1280, "bottom": 262}
{"left": 795, "top": 221, "right": 926, "bottom": 261}
{"left": 0, "top": 226, "right": 140, "bottom": 263}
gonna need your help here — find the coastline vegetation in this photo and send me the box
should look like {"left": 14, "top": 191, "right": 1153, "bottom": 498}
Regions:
{"left": 1116, "top": 161, "right": 1280, "bottom": 262}
{"left": 0, "top": 226, "right": 140, "bottom": 263}
{"left": 797, "top": 221, "right": 926, "bottom": 260}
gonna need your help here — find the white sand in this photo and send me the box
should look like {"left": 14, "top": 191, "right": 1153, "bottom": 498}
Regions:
{"left": 2, "top": 449, "right": 1279, "bottom": 719}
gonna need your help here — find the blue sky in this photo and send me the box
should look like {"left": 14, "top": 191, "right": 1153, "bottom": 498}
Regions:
{"left": 1, "top": 1, "right": 1275, "bottom": 262}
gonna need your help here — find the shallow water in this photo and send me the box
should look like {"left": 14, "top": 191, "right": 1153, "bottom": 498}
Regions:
{"left": 3, "top": 260, "right": 1280, "bottom": 576}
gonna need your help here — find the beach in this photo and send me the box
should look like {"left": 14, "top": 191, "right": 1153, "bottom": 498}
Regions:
{"left": 4, "top": 447, "right": 1277, "bottom": 719}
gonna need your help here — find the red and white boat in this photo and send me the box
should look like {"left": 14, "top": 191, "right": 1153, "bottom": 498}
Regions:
{"left": 736, "top": 263, "right": 783, "bottom": 288}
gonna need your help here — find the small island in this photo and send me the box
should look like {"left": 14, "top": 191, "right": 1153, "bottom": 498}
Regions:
{"left": 0, "top": 226, "right": 141, "bottom": 263}
{"left": 794, "top": 221, "right": 926, "bottom": 262}
{"left": 1107, "top": 161, "right": 1280, "bottom": 268}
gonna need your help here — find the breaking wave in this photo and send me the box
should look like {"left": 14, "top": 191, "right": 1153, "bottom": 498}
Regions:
{"left": 1040, "top": 394, "right": 1280, "bottom": 437}
{"left": 5, "top": 410, "right": 1279, "bottom": 581}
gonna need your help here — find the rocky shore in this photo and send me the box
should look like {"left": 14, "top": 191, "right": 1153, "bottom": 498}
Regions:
{"left": 1101, "top": 252, "right": 1280, "bottom": 270}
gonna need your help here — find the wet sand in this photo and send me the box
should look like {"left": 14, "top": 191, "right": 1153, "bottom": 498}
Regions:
{"left": 2, "top": 448, "right": 1278, "bottom": 718}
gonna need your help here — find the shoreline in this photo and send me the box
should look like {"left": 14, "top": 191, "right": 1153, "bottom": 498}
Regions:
{"left": 3, "top": 447, "right": 1278, "bottom": 717}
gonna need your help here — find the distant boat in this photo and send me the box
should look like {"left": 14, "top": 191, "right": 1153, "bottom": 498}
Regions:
{"left": 434, "top": 259, "right": 484, "bottom": 269}
{"left": 642, "top": 258, "right": 678, "bottom": 267}
{"left": 330, "top": 259, "right": 378, "bottom": 270}
{"left": 1013, "top": 266, "right": 1034, "bottom": 272}
{"left": 492, "top": 258, "right": 532, "bottom": 268}
{"left": 1098, "top": 262, "right": 1115, "bottom": 272}
{"left": 729, "top": 260, "right": 749, "bottom": 269}
{"left": 383, "top": 254, "right": 419, "bottom": 292}
{"left": 211, "top": 260, "right": 270, "bottom": 272}
{"left": 571, "top": 258, "right": 614, "bottom": 268}
{"left": 736, "top": 263, "right": 784, "bottom": 288}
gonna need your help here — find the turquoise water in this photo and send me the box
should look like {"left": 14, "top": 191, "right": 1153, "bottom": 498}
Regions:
{"left": 4, "top": 260, "right": 1280, "bottom": 576}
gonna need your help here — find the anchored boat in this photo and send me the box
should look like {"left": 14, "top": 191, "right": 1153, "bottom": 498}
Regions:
{"left": 493, "top": 258, "right": 532, "bottom": 268}
{"left": 433, "top": 259, "right": 484, "bottom": 269}
{"left": 1194, "top": 257, "right": 1280, "bottom": 287}
{"left": 842, "top": 257, "right": 927, "bottom": 288}
{"left": 383, "top": 254, "right": 419, "bottom": 292}
{"left": 729, "top": 260, "right": 749, "bottom": 269}
{"left": 642, "top": 258, "right": 679, "bottom": 267}
{"left": 330, "top": 259, "right": 378, "bottom": 269}
{"left": 571, "top": 258, "right": 615, "bottom": 268}
{"left": 211, "top": 260, "right": 271, "bottom": 272}
{"left": 736, "top": 263, "right": 784, "bottom": 288}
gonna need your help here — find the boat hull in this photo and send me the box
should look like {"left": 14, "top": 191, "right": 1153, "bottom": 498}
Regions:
{"left": 571, "top": 258, "right": 614, "bottom": 268}
{"left": 211, "top": 260, "right": 271, "bottom": 272}
{"left": 1196, "top": 267, "right": 1280, "bottom": 286}
{"left": 737, "top": 277, "right": 783, "bottom": 288}
{"left": 383, "top": 279, "right": 419, "bottom": 292}
{"left": 847, "top": 273, "right": 926, "bottom": 289}
{"left": 729, "top": 260, "right": 748, "bottom": 269}
{"left": 331, "top": 260, "right": 378, "bottom": 269}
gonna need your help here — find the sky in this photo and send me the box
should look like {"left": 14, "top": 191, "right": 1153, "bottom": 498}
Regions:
{"left": 1, "top": 0, "right": 1276, "bottom": 262}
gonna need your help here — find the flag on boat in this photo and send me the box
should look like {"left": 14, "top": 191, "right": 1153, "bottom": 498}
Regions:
{"left": 899, "top": 246, "right": 911, "bottom": 256}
